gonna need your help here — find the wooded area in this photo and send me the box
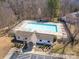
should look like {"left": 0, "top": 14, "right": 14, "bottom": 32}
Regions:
{"left": 0, "top": 0, "right": 79, "bottom": 28}
{"left": 0, "top": 0, "right": 79, "bottom": 57}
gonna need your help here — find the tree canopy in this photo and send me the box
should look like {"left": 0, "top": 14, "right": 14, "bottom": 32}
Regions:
{"left": 48, "top": 0, "right": 60, "bottom": 18}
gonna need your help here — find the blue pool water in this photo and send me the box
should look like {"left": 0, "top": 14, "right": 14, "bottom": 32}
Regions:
{"left": 22, "top": 23, "right": 60, "bottom": 32}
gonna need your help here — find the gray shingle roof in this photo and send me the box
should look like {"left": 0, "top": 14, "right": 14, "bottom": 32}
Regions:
{"left": 15, "top": 53, "right": 64, "bottom": 59}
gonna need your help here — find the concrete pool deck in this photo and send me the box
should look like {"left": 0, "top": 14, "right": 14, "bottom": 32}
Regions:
{"left": 12, "top": 20, "right": 68, "bottom": 40}
{"left": 13, "top": 20, "right": 62, "bottom": 32}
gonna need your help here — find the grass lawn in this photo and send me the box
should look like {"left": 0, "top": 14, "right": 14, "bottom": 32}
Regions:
{"left": 52, "top": 42, "right": 79, "bottom": 56}
{"left": 0, "top": 36, "right": 13, "bottom": 59}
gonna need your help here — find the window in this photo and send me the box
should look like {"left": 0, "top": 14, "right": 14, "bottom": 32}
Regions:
{"left": 25, "top": 38, "right": 27, "bottom": 39}
{"left": 40, "top": 40, "right": 42, "bottom": 42}
{"left": 48, "top": 41, "right": 50, "bottom": 43}
{"left": 18, "top": 36, "right": 20, "bottom": 39}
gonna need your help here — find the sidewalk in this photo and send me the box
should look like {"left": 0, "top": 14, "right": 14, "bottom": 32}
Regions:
{"left": 4, "top": 48, "right": 16, "bottom": 59}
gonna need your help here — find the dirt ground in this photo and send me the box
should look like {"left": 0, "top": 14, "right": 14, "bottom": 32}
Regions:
{"left": 0, "top": 36, "right": 13, "bottom": 59}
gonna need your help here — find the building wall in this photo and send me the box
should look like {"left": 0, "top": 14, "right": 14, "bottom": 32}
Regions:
{"left": 14, "top": 31, "right": 54, "bottom": 45}
{"left": 14, "top": 31, "right": 33, "bottom": 42}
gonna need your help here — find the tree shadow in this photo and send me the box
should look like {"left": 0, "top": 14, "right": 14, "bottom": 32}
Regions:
{"left": 22, "top": 42, "right": 33, "bottom": 52}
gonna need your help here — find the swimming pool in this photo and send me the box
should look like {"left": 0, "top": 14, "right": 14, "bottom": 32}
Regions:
{"left": 21, "top": 22, "right": 60, "bottom": 32}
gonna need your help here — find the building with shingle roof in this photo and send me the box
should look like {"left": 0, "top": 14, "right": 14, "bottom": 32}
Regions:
{"left": 12, "top": 20, "right": 68, "bottom": 46}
